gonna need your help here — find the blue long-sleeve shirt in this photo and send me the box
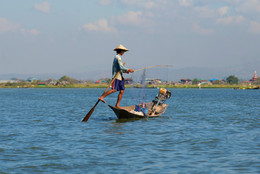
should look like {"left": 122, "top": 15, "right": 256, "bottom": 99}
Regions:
{"left": 112, "top": 54, "right": 128, "bottom": 80}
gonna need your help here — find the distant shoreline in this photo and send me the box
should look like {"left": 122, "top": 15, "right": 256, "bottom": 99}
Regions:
{"left": 0, "top": 83, "right": 259, "bottom": 89}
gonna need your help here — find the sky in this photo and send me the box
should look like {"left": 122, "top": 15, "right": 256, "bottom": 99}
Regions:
{"left": 0, "top": 0, "right": 260, "bottom": 81}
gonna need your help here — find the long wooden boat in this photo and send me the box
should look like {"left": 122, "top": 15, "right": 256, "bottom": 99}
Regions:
{"left": 108, "top": 101, "right": 168, "bottom": 119}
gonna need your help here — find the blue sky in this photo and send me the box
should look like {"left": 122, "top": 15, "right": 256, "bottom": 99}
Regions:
{"left": 0, "top": 0, "right": 260, "bottom": 80}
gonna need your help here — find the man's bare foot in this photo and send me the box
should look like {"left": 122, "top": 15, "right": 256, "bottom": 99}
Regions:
{"left": 99, "top": 97, "right": 106, "bottom": 103}
{"left": 115, "top": 105, "right": 123, "bottom": 109}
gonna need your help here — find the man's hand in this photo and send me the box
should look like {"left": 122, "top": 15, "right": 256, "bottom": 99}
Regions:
{"left": 127, "top": 69, "right": 134, "bottom": 73}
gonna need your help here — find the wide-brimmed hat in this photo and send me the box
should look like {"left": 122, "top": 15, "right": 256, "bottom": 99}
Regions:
{"left": 114, "top": 44, "right": 129, "bottom": 52}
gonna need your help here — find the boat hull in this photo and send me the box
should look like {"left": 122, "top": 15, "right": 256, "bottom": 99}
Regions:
{"left": 108, "top": 102, "right": 168, "bottom": 119}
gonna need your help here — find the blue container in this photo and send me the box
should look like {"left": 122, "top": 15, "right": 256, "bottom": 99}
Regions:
{"left": 141, "top": 108, "right": 148, "bottom": 115}
{"left": 135, "top": 105, "right": 140, "bottom": 111}
{"left": 135, "top": 105, "right": 148, "bottom": 115}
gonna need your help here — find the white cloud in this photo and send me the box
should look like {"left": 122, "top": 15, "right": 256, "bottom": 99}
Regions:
{"left": 193, "top": 23, "right": 214, "bottom": 35}
{"left": 194, "top": 6, "right": 217, "bottom": 19}
{"left": 116, "top": 11, "right": 143, "bottom": 26}
{"left": 0, "top": 18, "right": 39, "bottom": 35}
{"left": 219, "top": 6, "right": 229, "bottom": 16}
{"left": 249, "top": 21, "right": 260, "bottom": 34}
{"left": 34, "top": 1, "right": 50, "bottom": 13}
{"left": 0, "top": 18, "right": 20, "bottom": 33}
{"left": 79, "top": 19, "right": 116, "bottom": 32}
{"left": 112, "top": 11, "right": 154, "bottom": 32}
{"left": 26, "top": 29, "right": 40, "bottom": 35}
{"left": 179, "top": 0, "right": 193, "bottom": 7}
{"left": 79, "top": 10, "right": 153, "bottom": 33}
{"left": 216, "top": 15, "right": 244, "bottom": 25}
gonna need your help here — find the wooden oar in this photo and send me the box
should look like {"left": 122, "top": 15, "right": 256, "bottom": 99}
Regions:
{"left": 82, "top": 63, "right": 126, "bottom": 122}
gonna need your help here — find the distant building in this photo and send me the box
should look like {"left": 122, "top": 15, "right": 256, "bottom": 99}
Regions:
{"left": 180, "top": 78, "right": 191, "bottom": 84}
{"left": 46, "top": 79, "right": 58, "bottom": 85}
{"left": 125, "top": 78, "right": 133, "bottom": 84}
{"left": 0, "top": 80, "right": 19, "bottom": 84}
{"left": 209, "top": 78, "right": 218, "bottom": 82}
{"left": 38, "top": 82, "right": 46, "bottom": 87}
{"left": 145, "top": 78, "right": 162, "bottom": 85}
{"left": 27, "top": 77, "right": 38, "bottom": 82}
{"left": 250, "top": 71, "right": 258, "bottom": 82}
{"left": 95, "top": 79, "right": 107, "bottom": 84}
{"left": 200, "top": 80, "right": 211, "bottom": 84}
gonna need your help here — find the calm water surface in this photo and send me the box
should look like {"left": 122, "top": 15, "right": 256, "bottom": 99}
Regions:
{"left": 0, "top": 88, "right": 259, "bottom": 173}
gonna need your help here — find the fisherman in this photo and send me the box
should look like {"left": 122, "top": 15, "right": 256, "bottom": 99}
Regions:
{"left": 99, "top": 44, "right": 134, "bottom": 109}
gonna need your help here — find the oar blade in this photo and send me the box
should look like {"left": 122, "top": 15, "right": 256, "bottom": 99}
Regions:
{"left": 82, "top": 100, "right": 100, "bottom": 122}
{"left": 82, "top": 107, "right": 95, "bottom": 122}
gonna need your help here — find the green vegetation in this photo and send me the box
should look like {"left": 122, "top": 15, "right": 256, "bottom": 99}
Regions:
{"left": 59, "top": 75, "right": 79, "bottom": 84}
{"left": 226, "top": 75, "right": 239, "bottom": 84}
{"left": 192, "top": 78, "right": 200, "bottom": 85}
{"left": 0, "top": 74, "right": 259, "bottom": 89}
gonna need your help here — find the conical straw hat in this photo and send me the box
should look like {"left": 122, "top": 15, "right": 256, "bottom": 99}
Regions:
{"left": 114, "top": 44, "right": 129, "bottom": 51}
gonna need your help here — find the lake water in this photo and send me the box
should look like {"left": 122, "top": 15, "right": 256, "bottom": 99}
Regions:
{"left": 0, "top": 88, "right": 259, "bottom": 173}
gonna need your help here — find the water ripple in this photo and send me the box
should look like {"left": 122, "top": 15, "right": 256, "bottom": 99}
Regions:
{"left": 0, "top": 88, "right": 259, "bottom": 173}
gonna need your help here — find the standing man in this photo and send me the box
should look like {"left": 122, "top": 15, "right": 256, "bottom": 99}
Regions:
{"left": 99, "top": 44, "right": 134, "bottom": 109}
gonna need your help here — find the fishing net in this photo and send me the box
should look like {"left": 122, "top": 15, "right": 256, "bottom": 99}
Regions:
{"left": 127, "top": 66, "right": 170, "bottom": 106}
